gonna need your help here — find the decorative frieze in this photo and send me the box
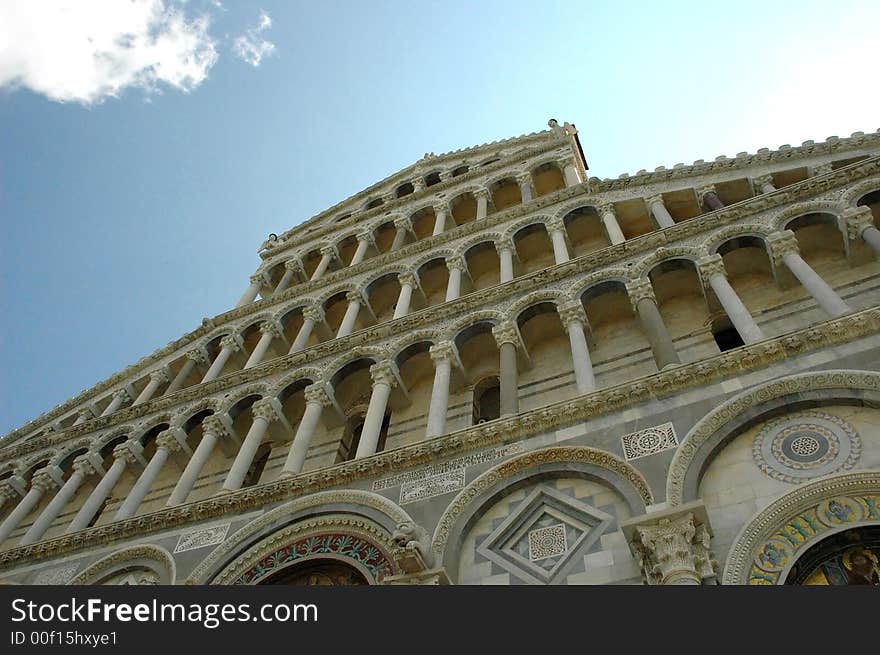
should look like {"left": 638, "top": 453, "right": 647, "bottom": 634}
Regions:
{"left": 173, "top": 523, "right": 230, "bottom": 554}
{"left": 400, "top": 469, "right": 466, "bottom": 504}
{"left": 621, "top": 423, "right": 678, "bottom": 461}
{"left": 372, "top": 444, "right": 523, "bottom": 491}
{"left": 32, "top": 563, "right": 79, "bottom": 585}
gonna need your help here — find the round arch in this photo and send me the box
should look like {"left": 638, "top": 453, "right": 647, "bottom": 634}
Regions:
{"left": 68, "top": 544, "right": 176, "bottom": 585}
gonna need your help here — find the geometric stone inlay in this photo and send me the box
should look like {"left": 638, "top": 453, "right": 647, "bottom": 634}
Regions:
{"left": 752, "top": 411, "right": 861, "bottom": 484}
{"left": 528, "top": 523, "right": 568, "bottom": 561}
{"left": 400, "top": 469, "right": 466, "bottom": 505}
{"left": 477, "top": 485, "right": 613, "bottom": 585}
{"left": 32, "top": 563, "right": 79, "bottom": 585}
{"left": 372, "top": 444, "right": 523, "bottom": 491}
{"left": 621, "top": 422, "right": 678, "bottom": 461}
{"left": 173, "top": 523, "right": 231, "bottom": 553}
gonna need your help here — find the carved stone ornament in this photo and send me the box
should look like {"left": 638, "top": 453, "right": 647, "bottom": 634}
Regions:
{"left": 200, "top": 415, "right": 230, "bottom": 440}
{"left": 303, "top": 384, "right": 332, "bottom": 407}
{"left": 644, "top": 194, "right": 665, "bottom": 209}
{"left": 696, "top": 254, "right": 727, "bottom": 286}
{"left": 284, "top": 258, "right": 305, "bottom": 274}
{"left": 259, "top": 321, "right": 282, "bottom": 338}
{"left": 557, "top": 301, "right": 587, "bottom": 328}
{"left": 30, "top": 468, "right": 61, "bottom": 494}
{"left": 319, "top": 244, "right": 338, "bottom": 259}
{"left": 250, "top": 399, "right": 280, "bottom": 423}
{"left": 248, "top": 272, "right": 267, "bottom": 287}
{"left": 492, "top": 321, "right": 519, "bottom": 347}
{"left": 185, "top": 348, "right": 209, "bottom": 365}
{"left": 446, "top": 257, "right": 467, "bottom": 272}
{"left": 112, "top": 440, "right": 143, "bottom": 465}
{"left": 766, "top": 230, "right": 800, "bottom": 266}
{"left": 695, "top": 184, "right": 718, "bottom": 202}
{"left": 429, "top": 340, "right": 456, "bottom": 363}
{"left": 302, "top": 304, "right": 325, "bottom": 323}
{"left": 370, "top": 361, "right": 398, "bottom": 388}
{"left": 398, "top": 271, "right": 419, "bottom": 289}
{"left": 843, "top": 206, "right": 875, "bottom": 241}
{"left": 155, "top": 430, "right": 184, "bottom": 452}
{"left": 625, "top": 277, "right": 656, "bottom": 309}
{"left": 71, "top": 454, "right": 99, "bottom": 478}
{"left": 218, "top": 334, "right": 243, "bottom": 352}
{"left": 149, "top": 369, "right": 170, "bottom": 385}
{"left": 391, "top": 520, "right": 436, "bottom": 574}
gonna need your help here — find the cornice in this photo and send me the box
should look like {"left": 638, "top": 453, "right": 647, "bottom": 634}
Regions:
{"left": 3, "top": 155, "right": 878, "bottom": 451}
{"left": 1, "top": 305, "right": 877, "bottom": 571}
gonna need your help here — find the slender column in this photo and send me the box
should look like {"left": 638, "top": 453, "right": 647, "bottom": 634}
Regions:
{"left": 165, "top": 349, "right": 206, "bottom": 394}
{"left": 492, "top": 322, "right": 520, "bottom": 417}
{"left": 496, "top": 238, "right": 515, "bottom": 283}
{"left": 432, "top": 203, "right": 448, "bottom": 236}
{"left": 132, "top": 369, "right": 169, "bottom": 406}
{"left": 72, "top": 408, "right": 95, "bottom": 426}
{"left": 517, "top": 172, "right": 533, "bottom": 203}
{"left": 222, "top": 399, "right": 278, "bottom": 491}
{"left": 280, "top": 385, "right": 331, "bottom": 475}
{"left": 236, "top": 273, "right": 265, "bottom": 307}
{"left": 425, "top": 341, "right": 456, "bottom": 438}
{"left": 355, "top": 362, "right": 397, "bottom": 459}
{"left": 445, "top": 258, "right": 465, "bottom": 301}
{"left": 244, "top": 321, "right": 281, "bottom": 369}
{"left": 100, "top": 388, "right": 131, "bottom": 417}
{"left": 0, "top": 468, "right": 60, "bottom": 544}
{"left": 697, "top": 255, "right": 764, "bottom": 344}
{"left": 475, "top": 188, "right": 490, "bottom": 220}
{"left": 349, "top": 232, "right": 374, "bottom": 266}
{"left": 561, "top": 159, "right": 581, "bottom": 187}
{"left": 626, "top": 508, "right": 716, "bottom": 585}
{"left": 645, "top": 194, "right": 675, "bottom": 228}
{"left": 845, "top": 206, "right": 880, "bottom": 255}
{"left": 290, "top": 306, "right": 322, "bottom": 353}
{"left": 558, "top": 303, "right": 595, "bottom": 394}
{"left": 599, "top": 202, "right": 626, "bottom": 245}
{"left": 115, "top": 431, "right": 182, "bottom": 520}
{"left": 768, "top": 231, "right": 851, "bottom": 317}
{"left": 412, "top": 177, "right": 426, "bottom": 192}
{"left": 21, "top": 455, "right": 100, "bottom": 545}
{"left": 547, "top": 218, "right": 570, "bottom": 264}
{"left": 336, "top": 291, "right": 363, "bottom": 338}
{"left": 391, "top": 217, "right": 411, "bottom": 251}
{"left": 310, "top": 245, "right": 337, "bottom": 281}
{"left": 201, "top": 334, "right": 242, "bottom": 383}
{"left": 753, "top": 174, "right": 776, "bottom": 194}
{"left": 67, "top": 441, "right": 142, "bottom": 533}
{"left": 393, "top": 272, "right": 418, "bottom": 319}
{"left": 626, "top": 279, "right": 680, "bottom": 369}
{"left": 274, "top": 259, "right": 304, "bottom": 296}
{"left": 167, "top": 416, "right": 228, "bottom": 506}
{"left": 698, "top": 185, "right": 724, "bottom": 211}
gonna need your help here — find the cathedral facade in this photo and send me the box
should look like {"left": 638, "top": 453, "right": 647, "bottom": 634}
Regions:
{"left": 1, "top": 120, "right": 879, "bottom": 585}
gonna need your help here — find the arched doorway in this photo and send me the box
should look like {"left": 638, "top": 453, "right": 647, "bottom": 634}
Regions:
{"left": 258, "top": 559, "right": 368, "bottom": 585}
{"left": 785, "top": 526, "right": 880, "bottom": 585}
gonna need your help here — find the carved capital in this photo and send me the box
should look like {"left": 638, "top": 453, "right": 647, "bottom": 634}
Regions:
{"left": 219, "top": 334, "right": 243, "bottom": 352}
{"left": 356, "top": 230, "right": 376, "bottom": 246}
{"left": 31, "top": 468, "right": 61, "bottom": 493}
{"left": 284, "top": 258, "right": 305, "bottom": 274}
{"left": 155, "top": 429, "right": 184, "bottom": 453}
{"left": 557, "top": 301, "right": 587, "bottom": 328}
{"left": 625, "top": 508, "right": 717, "bottom": 585}
{"left": 0, "top": 481, "right": 20, "bottom": 504}
{"left": 345, "top": 289, "right": 364, "bottom": 304}
{"left": 303, "top": 384, "right": 332, "bottom": 407}
{"left": 249, "top": 272, "right": 267, "bottom": 287}
{"left": 369, "top": 361, "right": 399, "bottom": 388}
{"left": 843, "top": 206, "right": 875, "bottom": 241}
{"left": 251, "top": 398, "right": 280, "bottom": 423}
{"left": 696, "top": 254, "right": 727, "bottom": 286}
{"left": 113, "top": 440, "right": 144, "bottom": 465}
{"left": 319, "top": 244, "right": 338, "bottom": 259}
{"left": 432, "top": 202, "right": 448, "bottom": 216}
{"left": 429, "top": 340, "right": 456, "bottom": 363}
{"left": 597, "top": 201, "right": 616, "bottom": 216}
{"left": 545, "top": 216, "right": 566, "bottom": 234}
{"left": 72, "top": 453, "right": 99, "bottom": 478}
{"left": 259, "top": 321, "right": 282, "bottom": 338}
{"left": 766, "top": 230, "right": 800, "bottom": 266}
{"left": 149, "top": 368, "right": 170, "bottom": 385}
{"left": 398, "top": 271, "right": 419, "bottom": 289}
{"left": 185, "top": 348, "right": 209, "bottom": 365}
{"left": 393, "top": 216, "right": 413, "bottom": 232}
{"left": 515, "top": 171, "right": 532, "bottom": 186}
{"left": 412, "top": 177, "right": 426, "bottom": 191}
{"left": 112, "top": 388, "right": 133, "bottom": 403}
{"left": 201, "top": 415, "right": 231, "bottom": 440}
{"left": 625, "top": 278, "right": 656, "bottom": 310}
{"left": 302, "top": 304, "right": 325, "bottom": 323}
{"left": 494, "top": 236, "right": 515, "bottom": 255}
{"left": 446, "top": 257, "right": 467, "bottom": 273}
{"left": 492, "top": 321, "right": 519, "bottom": 347}
{"left": 644, "top": 194, "right": 665, "bottom": 209}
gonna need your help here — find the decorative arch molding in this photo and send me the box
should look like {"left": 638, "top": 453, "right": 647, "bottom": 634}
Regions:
{"left": 235, "top": 313, "right": 274, "bottom": 334}
{"left": 91, "top": 426, "right": 134, "bottom": 452}
{"left": 321, "top": 346, "right": 389, "bottom": 384}
{"left": 268, "top": 367, "right": 323, "bottom": 398}
{"left": 187, "top": 489, "right": 411, "bottom": 584}
{"left": 431, "top": 446, "right": 652, "bottom": 574}
{"left": 361, "top": 266, "right": 407, "bottom": 292}
{"left": 216, "top": 384, "right": 270, "bottom": 415}
{"left": 840, "top": 175, "right": 880, "bottom": 207}
{"left": 666, "top": 369, "right": 880, "bottom": 506}
{"left": 273, "top": 301, "right": 313, "bottom": 322}
{"left": 49, "top": 438, "right": 93, "bottom": 466}
{"left": 407, "top": 201, "right": 440, "bottom": 221}
{"left": 411, "top": 248, "right": 455, "bottom": 272}
{"left": 722, "top": 470, "right": 880, "bottom": 585}
{"left": 171, "top": 398, "right": 221, "bottom": 429}
{"left": 446, "top": 309, "right": 507, "bottom": 339}
{"left": 565, "top": 267, "right": 632, "bottom": 301}
{"left": 526, "top": 154, "right": 566, "bottom": 173}
{"left": 702, "top": 223, "right": 774, "bottom": 253}
{"left": 507, "top": 289, "right": 567, "bottom": 319}
{"left": 632, "top": 246, "right": 706, "bottom": 277}
{"left": 485, "top": 170, "right": 520, "bottom": 190}
{"left": 316, "top": 282, "right": 358, "bottom": 307}
{"left": 387, "top": 330, "right": 442, "bottom": 361}
{"left": 454, "top": 232, "right": 503, "bottom": 259}
{"left": 502, "top": 214, "right": 555, "bottom": 242}
{"left": 130, "top": 415, "right": 174, "bottom": 442}
{"left": 68, "top": 544, "right": 176, "bottom": 585}
{"left": 771, "top": 199, "right": 844, "bottom": 231}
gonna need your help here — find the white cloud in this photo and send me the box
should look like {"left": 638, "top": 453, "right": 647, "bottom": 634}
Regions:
{"left": 232, "top": 11, "right": 276, "bottom": 67}
{"left": 0, "top": 1, "right": 219, "bottom": 105}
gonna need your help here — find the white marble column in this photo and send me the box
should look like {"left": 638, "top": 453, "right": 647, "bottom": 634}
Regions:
{"left": 845, "top": 206, "right": 880, "bottom": 255}
{"left": 115, "top": 431, "right": 183, "bottom": 520}
{"left": 355, "top": 362, "right": 397, "bottom": 459}
{"left": 167, "top": 416, "right": 229, "bottom": 506}
{"left": 432, "top": 203, "right": 449, "bottom": 236}
{"left": 21, "top": 455, "right": 102, "bottom": 545}
{"left": 0, "top": 468, "right": 61, "bottom": 544}
{"left": 336, "top": 291, "right": 363, "bottom": 338}
{"left": 626, "top": 278, "right": 680, "bottom": 370}
{"left": 201, "top": 334, "right": 242, "bottom": 383}
{"left": 391, "top": 217, "right": 411, "bottom": 251}
{"left": 646, "top": 194, "right": 675, "bottom": 229}
{"left": 753, "top": 174, "right": 776, "bottom": 194}
{"left": 222, "top": 399, "right": 278, "bottom": 491}
{"left": 561, "top": 159, "right": 581, "bottom": 187}
{"left": 475, "top": 188, "right": 490, "bottom": 220}
{"left": 517, "top": 172, "right": 533, "bottom": 203}
{"left": 274, "top": 259, "right": 304, "bottom": 297}
{"left": 132, "top": 369, "right": 169, "bottom": 406}
{"left": 698, "top": 184, "right": 724, "bottom": 211}
{"left": 599, "top": 202, "right": 626, "bottom": 245}
{"left": 66, "top": 441, "right": 143, "bottom": 533}
{"left": 310, "top": 245, "right": 337, "bottom": 281}
{"left": 497, "top": 238, "right": 515, "bottom": 283}
{"left": 547, "top": 218, "right": 570, "bottom": 264}
{"left": 100, "top": 389, "right": 132, "bottom": 417}
{"left": 446, "top": 258, "right": 466, "bottom": 301}
{"left": 72, "top": 408, "right": 95, "bottom": 426}
{"left": 236, "top": 273, "right": 266, "bottom": 307}
{"left": 244, "top": 321, "right": 282, "bottom": 369}
{"left": 280, "top": 385, "right": 330, "bottom": 476}
{"left": 697, "top": 255, "right": 764, "bottom": 344}
{"left": 165, "top": 349, "right": 206, "bottom": 394}
{"left": 558, "top": 302, "right": 596, "bottom": 394}
{"left": 289, "top": 306, "right": 323, "bottom": 353}
{"left": 492, "top": 322, "right": 519, "bottom": 417}
{"left": 425, "top": 341, "right": 456, "bottom": 438}
{"left": 349, "top": 232, "right": 374, "bottom": 266}
{"left": 768, "top": 231, "right": 851, "bottom": 317}
{"left": 393, "top": 272, "right": 418, "bottom": 319}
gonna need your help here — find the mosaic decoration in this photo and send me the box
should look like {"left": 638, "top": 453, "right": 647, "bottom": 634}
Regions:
{"left": 528, "top": 524, "right": 568, "bottom": 561}
{"left": 372, "top": 443, "right": 523, "bottom": 491}
{"left": 173, "top": 524, "right": 230, "bottom": 554}
{"left": 32, "top": 563, "right": 79, "bottom": 585}
{"left": 752, "top": 411, "right": 861, "bottom": 484}
{"left": 621, "top": 423, "right": 678, "bottom": 461}
{"left": 400, "top": 469, "right": 466, "bottom": 505}
{"left": 233, "top": 533, "right": 393, "bottom": 585}
{"left": 788, "top": 526, "right": 880, "bottom": 585}
{"left": 747, "top": 494, "right": 880, "bottom": 585}
{"left": 477, "top": 485, "right": 612, "bottom": 584}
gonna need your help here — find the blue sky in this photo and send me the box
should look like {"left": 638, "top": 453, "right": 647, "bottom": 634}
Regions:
{"left": 1, "top": 0, "right": 878, "bottom": 435}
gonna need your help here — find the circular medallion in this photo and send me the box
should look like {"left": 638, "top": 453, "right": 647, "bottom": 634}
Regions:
{"left": 752, "top": 411, "right": 861, "bottom": 484}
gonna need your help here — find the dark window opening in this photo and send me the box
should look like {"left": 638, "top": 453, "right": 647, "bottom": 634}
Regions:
{"left": 713, "top": 326, "right": 744, "bottom": 352}
{"left": 242, "top": 443, "right": 272, "bottom": 488}
{"left": 473, "top": 378, "right": 501, "bottom": 424}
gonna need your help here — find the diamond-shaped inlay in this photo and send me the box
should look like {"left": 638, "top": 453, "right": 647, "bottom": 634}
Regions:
{"left": 528, "top": 523, "right": 567, "bottom": 561}
{"left": 477, "top": 485, "right": 613, "bottom": 585}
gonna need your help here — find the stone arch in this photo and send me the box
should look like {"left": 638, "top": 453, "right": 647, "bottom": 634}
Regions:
{"left": 722, "top": 470, "right": 880, "bottom": 585}
{"left": 316, "top": 283, "right": 359, "bottom": 308}
{"left": 507, "top": 289, "right": 566, "bottom": 319}
{"left": 320, "top": 346, "right": 389, "bottom": 384}
{"left": 171, "top": 398, "right": 221, "bottom": 428}
{"left": 484, "top": 170, "right": 519, "bottom": 191}
{"left": 666, "top": 369, "right": 880, "bottom": 506}
{"left": 564, "top": 267, "right": 632, "bottom": 302}
{"left": 771, "top": 200, "right": 845, "bottom": 232}
{"left": 272, "top": 300, "right": 313, "bottom": 322}
{"left": 14, "top": 452, "right": 56, "bottom": 477}
{"left": 431, "top": 446, "right": 652, "bottom": 578}
{"left": 387, "top": 329, "right": 442, "bottom": 361}
{"left": 130, "top": 414, "right": 174, "bottom": 442}
{"left": 632, "top": 246, "right": 705, "bottom": 278}
{"left": 68, "top": 544, "right": 176, "bottom": 585}
{"left": 216, "top": 383, "right": 270, "bottom": 415}
{"left": 454, "top": 232, "right": 503, "bottom": 259}
{"left": 91, "top": 426, "right": 134, "bottom": 452}
{"left": 702, "top": 223, "right": 774, "bottom": 254}
{"left": 48, "top": 438, "right": 93, "bottom": 467}
{"left": 187, "top": 489, "right": 412, "bottom": 584}
{"left": 445, "top": 309, "right": 507, "bottom": 341}
{"left": 410, "top": 248, "right": 455, "bottom": 273}
{"left": 554, "top": 198, "right": 602, "bottom": 223}
{"left": 841, "top": 175, "right": 880, "bottom": 207}
{"left": 267, "top": 367, "right": 323, "bottom": 398}
{"left": 502, "top": 214, "right": 556, "bottom": 242}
